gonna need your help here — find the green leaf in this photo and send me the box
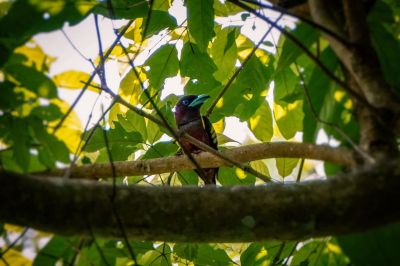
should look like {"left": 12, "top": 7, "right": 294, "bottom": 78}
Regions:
{"left": 5, "top": 64, "right": 57, "bottom": 98}
{"left": 0, "top": 81, "right": 24, "bottom": 110}
{"left": 275, "top": 158, "right": 299, "bottom": 178}
{"left": 176, "top": 170, "right": 199, "bottom": 185}
{"left": 369, "top": 16, "right": 400, "bottom": 90}
{"left": 274, "top": 67, "right": 302, "bottom": 105}
{"left": 213, "top": 0, "right": 242, "bottom": 17}
{"left": 84, "top": 122, "right": 142, "bottom": 160}
{"left": 276, "top": 23, "right": 319, "bottom": 72}
{"left": 10, "top": 118, "right": 30, "bottom": 172}
{"left": 194, "top": 244, "right": 232, "bottom": 266}
{"left": 186, "top": 0, "right": 214, "bottom": 51}
{"left": 31, "top": 104, "right": 63, "bottom": 122}
{"left": 218, "top": 167, "right": 256, "bottom": 185}
{"left": 117, "top": 110, "right": 147, "bottom": 141}
{"left": 174, "top": 243, "right": 198, "bottom": 261}
{"left": 248, "top": 102, "right": 273, "bottom": 142}
{"left": 250, "top": 160, "right": 270, "bottom": 180}
{"left": 141, "top": 141, "right": 178, "bottom": 159}
{"left": 33, "top": 236, "right": 77, "bottom": 266}
{"left": 338, "top": 223, "right": 400, "bottom": 266}
{"left": 213, "top": 54, "right": 272, "bottom": 121}
{"left": 291, "top": 239, "right": 349, "bottom": 266}
{"left": 145, "top": 44, "right": 179, "bottom": 89}
{"left": 180, "top": 42, "right": 219, "bottom": 90}
{"left": 240, "top": 243, "right": 267, "bottom": 266}
{"left": 274, "top": 100, "right": 304, "bottom": 139}
{"left": 302, "top": 47, "right": 338, "bottom": 142}
{"left": 30, "top": 118, "right": 70, "bottom": 164}
{"left": 211, "top": 27, "right": 238, "bottom": 83}
{"left": 146, "top": 118, "right": 164, "bottom": 144}
{"left": 93, "top": 0, "right": 148, "bottom": 19}
{"left": 143, "top": 10, "right": 177, "bottom": 37}
{"left": 139, "top": 243, "right": 171, "bottom": 266}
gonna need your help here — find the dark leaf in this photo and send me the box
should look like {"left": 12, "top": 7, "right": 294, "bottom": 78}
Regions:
{"left": 186, "top": 0, "right": 214, "bottom": 51}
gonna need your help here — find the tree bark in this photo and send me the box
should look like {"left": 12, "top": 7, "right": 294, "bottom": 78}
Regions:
{"left": 43, "top": 142, "right": 355, "bottom": 179}
{"left": 1, "top": 160, "right": 399, "bottom": 242}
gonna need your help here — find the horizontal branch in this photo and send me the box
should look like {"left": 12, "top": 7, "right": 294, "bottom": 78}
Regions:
{"left": 44, "top": 142, "right": 356, "bottom": 179}
{"left": 1, "top": 160, "right": 399, "bottom": 242}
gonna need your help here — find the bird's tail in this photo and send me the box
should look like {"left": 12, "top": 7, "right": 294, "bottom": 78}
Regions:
{"left": 195, "top": 168, "right": 218, "bottom": 185}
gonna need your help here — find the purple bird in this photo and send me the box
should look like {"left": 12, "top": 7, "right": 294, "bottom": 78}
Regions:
{"left": 174, "top": 94, "right": 218, "bottom": 185}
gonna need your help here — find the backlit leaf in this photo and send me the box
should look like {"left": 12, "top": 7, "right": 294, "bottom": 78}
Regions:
{"left": 53, "top": 70, "right": 100, "bottom": 93}
{"left": 248, "top": 102, "right": 273, "bottom": 142}
{"left": 145, "top": 44, "right": 179, "bottom": 89}
{"left": 276, "top": 157, "right": 299, "bottom": 178}
{"left": 186, "top": 0, "right": 214, "bottom": 51}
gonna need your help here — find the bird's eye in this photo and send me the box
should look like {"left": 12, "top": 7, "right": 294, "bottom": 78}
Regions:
{"left": 182, "top": 99, "right": 189, "bottom": 105}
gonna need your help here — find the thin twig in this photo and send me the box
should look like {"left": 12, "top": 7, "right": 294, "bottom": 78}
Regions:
{"left": 0, "top": 228, "right": 28, "bottom": 259}
{"left": 296, "top": 158, "right": 305, "bottom": 182}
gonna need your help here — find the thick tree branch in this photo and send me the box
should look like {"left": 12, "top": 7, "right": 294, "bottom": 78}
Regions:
{"left": 1, "top": 160, "right": 399, "bottom": 242}
{"left": 309, "top": 0, "right": 400, "bottom": 114}
{"left": 42, "top": 142, "right": 355, "bottom": 179}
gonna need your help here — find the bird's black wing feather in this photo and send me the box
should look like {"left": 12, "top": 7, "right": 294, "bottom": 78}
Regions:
{"left": 202, "top": 116, "right": 218, "bottom": 150}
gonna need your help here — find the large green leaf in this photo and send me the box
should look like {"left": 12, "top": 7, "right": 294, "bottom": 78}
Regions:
{"left": 174, "top": 243, "right": 198, "bottom": 261}
{"left": 141, "top": 141, "right": 178, "bottom": 159}
{"left": 212, "top": 54, "right": 273, "bottom": 121}
{"left": 180, "top": 42, "right": 219, "bottom": 90}
{"left": 276, "top": 23, "right": 319, "bottom": 72}
{"left": 302, "top": 47, "right": 339, "bottom": 143}
{"left": 145, "top": 44, "right": 179, "bottom": 90}
{"left": 218, "top": 167, "right": 256, "bottom": 185}
{"left": 274, "top": 67, "right": 302, "bottom": 105}
{"left": 143, "top": 10, "right": 177, "bottom": 37}
{"left": 193, "top": 244, "right": 232, "bottom": 266}
{"left": 5, "top": 64, "right": 57, "bottom": 98}
{"left": 83, "top": 122, "right": 142, "bottom": 161}
{"left": 30, "top": 117, "right": 71, "bottom": 166}
{"left": 240, "top": 241, "right": 297, "bottom": 265}
{"left": 33, "top": 236, "right": 78, "bottom": 266}
{"left": 211, "top": 26, "right": 239, "bottom": 83}
{"left": 248, "top": 102, "right": 273, "bottom": 142}
{"left": 9, "top": 118, "right": 31, "bottom": 172}
{"left": 186, "top": 0, "right": 214, "bottom": 52}
{"left": 275, "top": 100, "right": 304, "bottom": 139}
{"left": 117, "top": 110, "right": 147, "bottom": 141}
{"left": 93, "top": 0, "right": 148, "bottom": 19}
{"left": 0, "top": 81, "right": 24, "bottom": 110}
{"left": 139, "top": 243, "right": 171, "bottom": 266}
{"left": 275, "top": 158, "right": 299, "bottom": 178}
{"left": 369, "top": 1, "right": 400, "bottom": 91}
{"left": 291, "top": 239, "right": 349, "bottom": 265}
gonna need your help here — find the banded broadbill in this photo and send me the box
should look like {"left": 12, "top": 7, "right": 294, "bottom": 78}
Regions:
{"left": 174, "top": 94, "right": 218, "bottom": 185}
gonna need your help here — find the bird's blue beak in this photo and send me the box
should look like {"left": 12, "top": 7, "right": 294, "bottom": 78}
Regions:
{"left": 188, "top": 94, "right": 210, "bottom": 108}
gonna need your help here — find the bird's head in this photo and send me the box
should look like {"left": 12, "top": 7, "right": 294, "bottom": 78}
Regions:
{"left": 174, "top": 94, "right": 210, "bottom": 126}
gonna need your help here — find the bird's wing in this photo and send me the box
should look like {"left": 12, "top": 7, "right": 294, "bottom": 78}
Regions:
{"left": 201, "top": 116, "right": 218, "bottom": 150}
